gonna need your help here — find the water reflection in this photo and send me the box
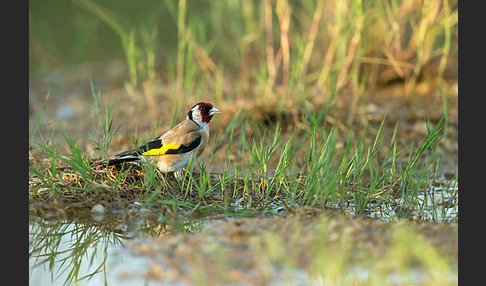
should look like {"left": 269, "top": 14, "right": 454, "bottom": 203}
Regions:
{"left": 29, "top": 210, "right": 203, "bottom": 285}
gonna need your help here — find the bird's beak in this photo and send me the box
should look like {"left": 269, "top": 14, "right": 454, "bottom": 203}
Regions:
{"left": 209, "top": 107, "right": 222, "bottom": 116}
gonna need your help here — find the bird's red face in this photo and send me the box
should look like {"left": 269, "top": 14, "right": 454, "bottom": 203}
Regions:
{"left": 196, "top": 102, "right": 221, "bottom": 123}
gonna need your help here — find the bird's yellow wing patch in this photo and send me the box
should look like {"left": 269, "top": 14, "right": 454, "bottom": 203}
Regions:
{"left": 142, "top": 142, "right": 181, "bottom": 156}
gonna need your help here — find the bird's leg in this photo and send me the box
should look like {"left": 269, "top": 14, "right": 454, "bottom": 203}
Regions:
{"left": 174, "top": 169, "right": 184, "bottom": 182}
{"left": 155, "top": 169, "right": 165, "bottom": 181}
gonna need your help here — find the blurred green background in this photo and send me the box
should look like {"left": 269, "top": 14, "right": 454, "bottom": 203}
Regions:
{"left": 29, "top": 0, "right": 458, "bottom": 97}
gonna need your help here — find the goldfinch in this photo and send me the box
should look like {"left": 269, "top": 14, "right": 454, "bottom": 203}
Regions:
{"left": 106, "top": 102, "right": 221, "bottom": 172}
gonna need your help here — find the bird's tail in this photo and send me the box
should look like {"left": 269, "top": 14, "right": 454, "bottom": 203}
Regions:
{"left": 106, "top": 155, "right": 140, "bottom": 166}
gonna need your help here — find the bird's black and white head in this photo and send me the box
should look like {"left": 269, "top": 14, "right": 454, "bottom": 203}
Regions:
{"left": 187, "top": 102, "right": 222, "bottom": 127}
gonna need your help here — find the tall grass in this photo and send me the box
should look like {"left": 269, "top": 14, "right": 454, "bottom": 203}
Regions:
{"left": 30, "top": 0, "right": 458, "bottom": 109}
{"left": 76, "top": 0, "right": 157, "bottom": 88}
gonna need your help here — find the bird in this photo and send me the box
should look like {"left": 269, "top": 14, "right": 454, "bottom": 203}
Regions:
{"left": 105, "top": 102, "right": 221, "bottom": 173}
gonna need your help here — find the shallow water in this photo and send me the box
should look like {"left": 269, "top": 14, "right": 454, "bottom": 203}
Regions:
{"left": 29, "top": 210, "right": 200, "bottom": 285}
{"left": 356, "top": 177, "right": 458, "bottom": 222}
{"left": 29, "top": 203, "right": 458, "bottom": 285}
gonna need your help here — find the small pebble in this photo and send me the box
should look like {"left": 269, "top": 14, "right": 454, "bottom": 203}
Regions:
{"left": 91, "top": 204, "right": 107, "bottom": 214}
